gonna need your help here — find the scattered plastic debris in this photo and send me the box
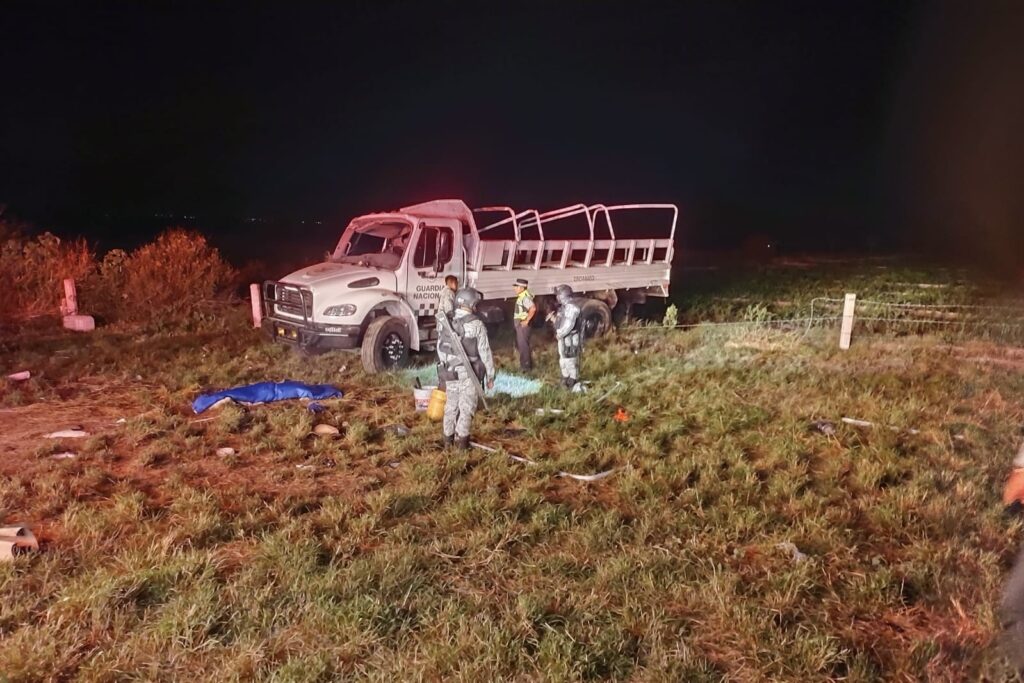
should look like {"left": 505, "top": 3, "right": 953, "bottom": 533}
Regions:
{"left": 388, "top": 461, "right": 400, "bottom": 469}
{"left": 593, "top": 381, "right": 623, "bottom": 403}
{"left": 51, "top": 452, "right": 76, "bottom": 460}
{"left": 776, "top": 541, "right": 808, "bottom": 563}
{"left": 402, "top": 367, "right": 542, "bottom": 398}
{"left": 7, "top": 371, "right": 30, "bottom": 382}
{"left": 571, "top": 382, "right": 589, "bottom": 394}
{"left": 216, "top": 447, "right": 236, "bottom": 457}
{"left": 810, "top": 420, "right": 836, "bottom": 436}
{"left": 558, "top": 470, "right": 615, "bottom": 482}
{"left": 470, "top": 441, "right": 615, "bottom": 482}
{"left": 115, "top": 417, "right": 127, "bottom": 424}
{"left": 613, "top": 407, "right": 630, "bottom": 423}
{"left": 296, "top": 463, "right": 315, "bottom": 470}
{"left": 0, "top": 526, "right": 39, "bottom": 561}
{"left": 384, "top": 424, "right": 410, "bottom": 436}
{"left": 313, "top": 424, "right": 340, "bottom": 436}
{"left": 535, "top": 408, "right": 565, "bottom": 416}
{"left": 44, "top": 429, "right": 89, "bottom": 439}
{"left": 841, "top": 416, "right": 920, "bottom": 435}
{"left": 307, "top": 402, "right": 325, "bottom": 414}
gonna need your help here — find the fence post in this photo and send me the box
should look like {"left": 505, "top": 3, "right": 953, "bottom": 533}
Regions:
{"left": 839, "top": 292, "right": 857, "bottom": 350}
{"left": 250, "top": 283, "right": 263, "bottom": 328}
{"left": 62, "top": 278, "right": 78, "bottom": 316}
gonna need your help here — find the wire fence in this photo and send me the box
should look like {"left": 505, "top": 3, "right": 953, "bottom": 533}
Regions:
{"left": 623, "top": 295, "right": 1024, "bottom": 345}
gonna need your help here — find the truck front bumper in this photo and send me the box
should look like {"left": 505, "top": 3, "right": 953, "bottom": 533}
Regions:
{"left": 266, "top": 318, "right": 361, "bottom": 351}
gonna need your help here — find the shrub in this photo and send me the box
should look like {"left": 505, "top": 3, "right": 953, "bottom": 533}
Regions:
{"left": 86, "top": 229, "right": 237, "bottom": 323}
{"left": 0, "top": 223, "right": 95, "bottom": 323}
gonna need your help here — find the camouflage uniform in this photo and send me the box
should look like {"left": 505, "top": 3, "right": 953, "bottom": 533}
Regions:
{"left": 555, "top": 299, "right": 582, "bottom": 387}
{"left": 438, "top": 287, "right": 455, "bottom": 317}
{"left": 437, "top": 309, "right": 495, "bottom": 440}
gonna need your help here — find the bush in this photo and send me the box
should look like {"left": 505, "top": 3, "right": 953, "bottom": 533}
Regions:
{"left": 86, "top": 229, "right": 237, "bottom": 323}
{"left": 0, "top": 222, "right": 95, "bottom": 323}
{"left": 0, "top": 222, "right": 237, "bottom": 327}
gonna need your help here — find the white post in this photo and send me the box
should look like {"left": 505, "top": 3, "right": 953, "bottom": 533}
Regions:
{"left": 63, "top": 278, "right": 78, "bottom": 316}
{"left": 839, "top": 292, "right": 856, "bottom": 350}
{"left": 250, "top": 283, "right": 263, "bottom": 328}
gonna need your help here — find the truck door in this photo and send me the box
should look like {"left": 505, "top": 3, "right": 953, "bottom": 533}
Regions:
{"left": 405, "top": 220, "right": 461, "bottom": 319}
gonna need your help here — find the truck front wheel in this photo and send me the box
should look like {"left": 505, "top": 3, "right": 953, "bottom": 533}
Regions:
{"left": 579, "top": 299, "right": 612, "bottom": 339}
{"left": 361, "top": 315, "right": 411, "bottom": 373}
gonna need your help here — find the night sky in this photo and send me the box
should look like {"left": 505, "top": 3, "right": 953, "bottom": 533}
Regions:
{"left": 2, "top": 2, "right": 1022, "bottom": 268}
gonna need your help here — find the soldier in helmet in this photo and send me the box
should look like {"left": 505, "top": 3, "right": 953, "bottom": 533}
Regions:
{"left": 551, "top": 284, "right": 583, "bottom": 389}
{"left": 436, "top": 287, "right": 496, "bottom": 448}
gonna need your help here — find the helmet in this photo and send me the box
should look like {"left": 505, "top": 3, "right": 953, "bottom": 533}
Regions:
{"left": 454, "top": 287, "right": 483, "bottom": 311}
{"left": 554, "top": 284, "right": 574, "bottom": 305}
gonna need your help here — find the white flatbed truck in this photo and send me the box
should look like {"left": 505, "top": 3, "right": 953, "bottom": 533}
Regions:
{"left": 263, "top": 199, "right": 677, "bottom": 372}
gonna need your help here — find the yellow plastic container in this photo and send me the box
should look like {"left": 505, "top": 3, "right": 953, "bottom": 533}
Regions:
{"left": 426, "top": 389, "right": 447, "bottom": 421}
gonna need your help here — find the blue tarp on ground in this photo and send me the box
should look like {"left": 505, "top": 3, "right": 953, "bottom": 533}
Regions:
{"left": 192, "top": 381, "right": 343, "bottom": 414}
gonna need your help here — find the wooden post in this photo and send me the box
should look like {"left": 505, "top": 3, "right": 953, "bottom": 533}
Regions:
{"left": 839, "top": 292, "right": 856, "bottom": 350}
{"left": 250, "top": 283, "right": 263, "bottom": 328}
{"left": 63, "top": 278, "right": 78, "bottom": 316}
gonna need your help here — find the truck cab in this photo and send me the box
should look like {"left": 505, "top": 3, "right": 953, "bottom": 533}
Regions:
{"left": 264, "top": 201, "right": 476, "bottom": 372}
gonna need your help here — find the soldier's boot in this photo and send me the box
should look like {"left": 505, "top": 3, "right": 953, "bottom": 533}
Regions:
{"left": 442, "top": 434, "right": 455, "bottom": 448}
{"left": 562, "top": 377, "right": 576, "bottom": 389}
{"left": 456, "top": 435, "right": 470, "bottom": 450}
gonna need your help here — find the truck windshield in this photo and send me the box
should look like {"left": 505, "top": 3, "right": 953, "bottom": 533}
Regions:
{"left": 332, "top": 220, "right": 411, "bottom": 270}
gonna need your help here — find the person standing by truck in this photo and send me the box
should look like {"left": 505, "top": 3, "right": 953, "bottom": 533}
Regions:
{"left": 551, "top": 284, "right": 583, "bottom": 389}
{"left": 436, "top": 287, "right": 496, "bottom": 449}
{"left": 439, "top": 275, "right": 458, "bottom": 317}
{"left": 512, "top": 278, "right": 536, "bottom": 372}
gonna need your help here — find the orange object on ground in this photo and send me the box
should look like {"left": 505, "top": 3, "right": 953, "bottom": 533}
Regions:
{"left": 614, "top": 407, "right": 630, "bottom": 423}
{"left": 1004, "top": 468, "right": 1024, "bottom": 506}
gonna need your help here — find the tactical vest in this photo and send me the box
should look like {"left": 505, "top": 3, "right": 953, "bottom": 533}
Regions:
{"left": 439, "top": 313, "right": 485, "bottom": 379}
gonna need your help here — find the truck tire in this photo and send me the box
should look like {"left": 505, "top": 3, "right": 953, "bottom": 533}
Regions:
{"left": 361, "top": 315, "right": 411, "bottom": 373}
{"left": 579, "top": 299, "right": 612, "bottom": 339}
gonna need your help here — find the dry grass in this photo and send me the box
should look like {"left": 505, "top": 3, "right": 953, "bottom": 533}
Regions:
{"left": 1, "top": 263, "right": 1023, "bottom": 680}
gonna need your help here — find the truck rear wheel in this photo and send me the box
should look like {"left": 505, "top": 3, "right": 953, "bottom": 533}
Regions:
{"left": 579, "top": 299, "right": 612, "bottom": 339}
{"left": 361, "top": 315, "right": 410, "bottom": 373}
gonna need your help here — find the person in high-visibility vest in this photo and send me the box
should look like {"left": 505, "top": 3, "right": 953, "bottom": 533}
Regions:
{"left": 512, "top": 278, "right": 536, "bottom": 372}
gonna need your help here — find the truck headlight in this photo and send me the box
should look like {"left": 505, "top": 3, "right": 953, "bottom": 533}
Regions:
{"left": 323, "top": 304, "right": 357, "bottom": 317}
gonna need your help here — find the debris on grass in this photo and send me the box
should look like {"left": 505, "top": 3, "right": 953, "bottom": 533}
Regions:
{"left": 0, "top": 526, "right": 39, "bottom": 561}
{"left": 470, "top": 440, "right": 615, "bottom": 481}
{"left": 7, "top": 370, "right": 30, "bottom": 382}
{"left": 558, "top": 469, "right": 615, "bottom": 482}
{"left": 215, "top": 447, "right": 236, "bottom": 457}
{"left": 384, "top": 424, "right": 410, "bottom": 437}
{"left": 535, "top": 408, "right": 565, "bottom": 416}
{"left": 810, "top": 420, "right": 837, "bottom": 436}
{"left": 614, "top": 407, "right": 630, "bottom": 423}
{"left": 44, "top": 429, "right": 89, "bottom": 438}
{"left": 402, "top": 367, "right": 542, "bottom": 398}
{"left": 313, "top": 424, "right": 340, "bottom": 436}
{"left": 593, "top": 381, "right": 623, "bottom": 403}
{"left": 51, "top": 452, "right": 76, "bottom": 460}
{"left": 307, "top": 401, "right": 325, "bottom": 414}
{"left": 776, "top": 541, "right": 809, "bottom": 564}
{"left": 842, "top": 416, "right": 921, "bottom": 435}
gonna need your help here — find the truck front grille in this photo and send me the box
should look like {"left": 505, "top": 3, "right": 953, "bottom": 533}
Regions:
{"left": 276, "top": 286, "right": 312, "bottom": 319}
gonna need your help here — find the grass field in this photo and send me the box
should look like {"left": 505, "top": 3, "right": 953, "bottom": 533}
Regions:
{"left": 2, "top": 260, "right": 1024, "bottom": 681}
